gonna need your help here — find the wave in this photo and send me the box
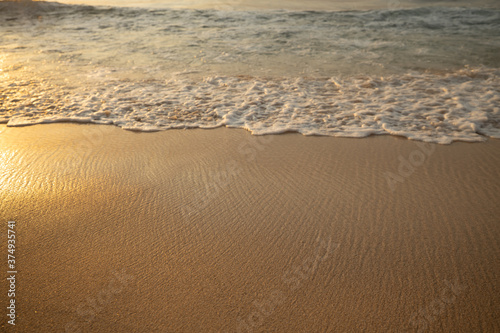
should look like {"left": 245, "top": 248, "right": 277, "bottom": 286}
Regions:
{"left": 2, "top": 67, "right": 499, "bottom": 144}
{"left": 1, "top": 1, "right": 500, "bottom": 23}
{"left": 1, "top": 2, "right": 499, "bottom": 143}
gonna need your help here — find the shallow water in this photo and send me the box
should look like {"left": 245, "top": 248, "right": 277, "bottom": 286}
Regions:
{"left": 1, "top": 1, "right": 499, "bottom": 143}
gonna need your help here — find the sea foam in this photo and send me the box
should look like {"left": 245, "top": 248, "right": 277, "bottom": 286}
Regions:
{"left": 2, "top": 68, "right": 499, "bottom": 144}
{"left": 1, "top": 2, "right": 500, "bottom": 143}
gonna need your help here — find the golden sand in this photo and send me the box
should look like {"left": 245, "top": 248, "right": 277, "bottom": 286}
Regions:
{"left": 0, "top": 124, "right": 499, "bottom": 332}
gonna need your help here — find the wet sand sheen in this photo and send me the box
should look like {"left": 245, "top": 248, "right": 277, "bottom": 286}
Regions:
{"left": 0, "top": 124, "right": 499, "bottom": 332}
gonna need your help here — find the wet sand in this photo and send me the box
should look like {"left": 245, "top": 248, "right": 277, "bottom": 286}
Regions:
{"left": 0, "top": 123, "right": 499, "bottom": 332}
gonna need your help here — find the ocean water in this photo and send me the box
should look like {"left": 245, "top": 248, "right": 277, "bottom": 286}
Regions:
{"left": 1, "top": 0, "right": 499, "bottom": 143}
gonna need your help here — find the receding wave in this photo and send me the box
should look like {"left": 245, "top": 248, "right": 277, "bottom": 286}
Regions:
{"left": 1, "top": 2, "right": 499, "bottom": 143}
{"left": 2, "top": 68, "right": 499, "bottom": 144}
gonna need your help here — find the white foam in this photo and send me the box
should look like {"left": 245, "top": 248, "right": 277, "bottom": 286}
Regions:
{"left": 2, "top": 68, "right": 499, "bottom": 144}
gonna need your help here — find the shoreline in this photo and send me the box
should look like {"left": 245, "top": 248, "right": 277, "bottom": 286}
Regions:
{"left": 2, "top": 118, "right": 498, "bottom": 145}
{"left": 1, "top": 123, "right": 499, "bottom": 332}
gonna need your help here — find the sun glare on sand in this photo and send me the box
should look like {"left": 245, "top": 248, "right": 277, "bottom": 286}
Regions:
{"left": 0, "top": 149, "right": 21, "bottom": 194}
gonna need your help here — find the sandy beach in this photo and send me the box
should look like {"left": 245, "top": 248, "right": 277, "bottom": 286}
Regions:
{"left": 0, "top": 123, "right": 499, "bottom": 332}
